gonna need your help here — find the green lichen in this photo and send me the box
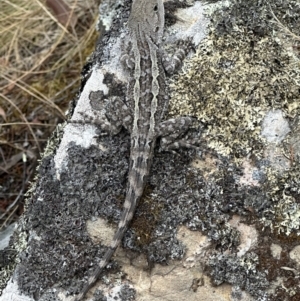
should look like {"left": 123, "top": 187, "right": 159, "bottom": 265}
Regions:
{"left": 170, "top": 21, "right": 300, "bottom": 159}
{"left": 260, "top": 166, "right": 300, "bottom": 237}
{"left": 170, "top": 0, "right": 300, "bottom": 237}
{"left": 168, "top": 0, "right": 300, "bottom": 299}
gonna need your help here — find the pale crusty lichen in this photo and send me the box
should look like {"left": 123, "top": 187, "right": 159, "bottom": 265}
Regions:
{"left": 276, "top": 199, "right": 300, "bottom": 236}
{"left": 170, "top": 25, "right": 300, "bottom": 159}
{"left": 261, "top": 166, "right": 300, "bottom": 236}
{"left": 169, "top": 2, "right": 300, "bottom": 298}
{"left": 169, "top": 0, "right": 300, "bottom": 238}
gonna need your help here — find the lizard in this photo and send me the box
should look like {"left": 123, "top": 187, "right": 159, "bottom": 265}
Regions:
{"left": 71, "top": 0, "right": 195, "bottom": 300}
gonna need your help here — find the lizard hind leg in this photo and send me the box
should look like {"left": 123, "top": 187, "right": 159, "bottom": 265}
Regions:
{"left": 70, "top": 111, "right": 115, "bottom": 135}
{"left": 156, "top": 116, "right": 200, "bottom": 151}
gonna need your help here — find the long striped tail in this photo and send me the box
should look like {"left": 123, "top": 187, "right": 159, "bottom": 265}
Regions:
{"left": 72, "top": 142, "right": 152, "bottom": 301}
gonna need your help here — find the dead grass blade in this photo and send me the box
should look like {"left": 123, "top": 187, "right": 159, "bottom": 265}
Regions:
{"left": 0, "top": 0, "right": 100, "bottom": 229}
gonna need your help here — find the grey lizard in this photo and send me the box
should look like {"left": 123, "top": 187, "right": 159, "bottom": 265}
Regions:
{"left": 71, "top": 0, "right": 195, "bottom": 300}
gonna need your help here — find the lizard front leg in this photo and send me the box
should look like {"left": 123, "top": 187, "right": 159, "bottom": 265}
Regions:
{"left": 162, "top": 38, "right": 194, "bottom": 74}
{"left": 72, "top": 95, "right": 133, "bottom": 135}
{"left": 104, "top": 96, "right": 133, "bottom": 134}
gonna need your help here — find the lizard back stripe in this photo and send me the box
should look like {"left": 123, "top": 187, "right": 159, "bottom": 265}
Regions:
{"left": 146, "top": 35, "right": 159, "bottom": 139}
{"left": 132, "top": 28, "right": 141, "bottom": 137}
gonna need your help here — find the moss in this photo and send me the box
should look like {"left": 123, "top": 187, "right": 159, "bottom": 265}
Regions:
{"left": 131, "top": 189, "right": 165, "bottom": 246}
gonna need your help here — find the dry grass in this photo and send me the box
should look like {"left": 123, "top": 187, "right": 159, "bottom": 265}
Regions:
{"left": 0, "top": 0, "right": 100, "bottom": 229}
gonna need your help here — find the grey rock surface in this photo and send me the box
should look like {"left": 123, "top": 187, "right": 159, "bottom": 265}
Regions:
{"left": 1, "top": 1, "right": 300, "bottom": 301}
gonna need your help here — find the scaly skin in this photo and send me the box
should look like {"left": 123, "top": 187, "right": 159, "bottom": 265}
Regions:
{"left": 71, "top": 1, "right": 194, "bottom": 299}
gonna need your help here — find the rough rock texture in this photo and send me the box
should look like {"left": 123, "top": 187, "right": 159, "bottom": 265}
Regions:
{"left": 1, "top": 0, "right": 300, "bottom": 301}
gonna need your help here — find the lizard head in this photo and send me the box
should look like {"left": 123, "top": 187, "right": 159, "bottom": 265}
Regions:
{"left": 128, "top": 0, "right": 164, "bottom": 44}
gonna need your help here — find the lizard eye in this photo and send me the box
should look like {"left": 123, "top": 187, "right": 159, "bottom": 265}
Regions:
{"left": 153, "top": 4, "right": 158, "bottom": 11}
